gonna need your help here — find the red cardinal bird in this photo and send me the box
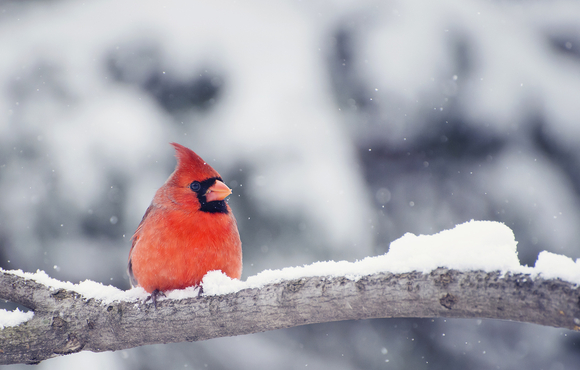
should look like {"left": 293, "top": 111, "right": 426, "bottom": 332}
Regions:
{"left": 128, "top": 143, "right": 242, "bottom": 300}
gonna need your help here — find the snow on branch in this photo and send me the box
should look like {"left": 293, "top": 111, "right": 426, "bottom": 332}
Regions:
{"left": 0, "top": 267, "right": 579, "bottom": 365}
{"left": 1, "top": 221, "right": 579, "bottom": 365}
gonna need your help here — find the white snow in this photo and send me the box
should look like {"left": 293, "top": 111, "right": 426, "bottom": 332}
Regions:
{"left": 201, "top": 220, "right": 536, "bottom": 296}
{"left": 0, "top": 308, "right": 34, "bottom": 329}
{"left": 2, "top": 269, "right": 149, "bottom": 305}
{"left": 534, "top": 251, "right": 580, "bottom": 285}
{"left": 383, "top": 220, "right": 522, "bottom": 273}
{"left": 1, "top": 220, "right": 578, "bottom": 328}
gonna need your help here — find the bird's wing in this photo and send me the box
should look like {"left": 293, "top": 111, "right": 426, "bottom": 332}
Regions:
{"left": 127, "top": 203, "right": 154, "bottom": 287}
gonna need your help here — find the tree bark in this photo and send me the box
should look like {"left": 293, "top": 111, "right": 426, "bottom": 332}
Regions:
{"left": 1, "top": 268, "right": 579, "bottom": 365}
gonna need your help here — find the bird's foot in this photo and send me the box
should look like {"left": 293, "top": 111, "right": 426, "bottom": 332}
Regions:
{"left": 145, "top": 289, "right": 166, "bottom": 308}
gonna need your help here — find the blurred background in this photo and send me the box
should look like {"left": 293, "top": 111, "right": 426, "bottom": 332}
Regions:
{"left": 1, "top": 0, "right": 580, "bottom": 368}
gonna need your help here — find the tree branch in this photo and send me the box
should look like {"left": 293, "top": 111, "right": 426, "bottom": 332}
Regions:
{"left": 1, "top": 268, "right": 579, "bottom": 365}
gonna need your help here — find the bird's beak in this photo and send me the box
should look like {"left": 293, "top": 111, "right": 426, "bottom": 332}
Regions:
{"left": 205, "top": 180, "right": 232, "bottom": 202}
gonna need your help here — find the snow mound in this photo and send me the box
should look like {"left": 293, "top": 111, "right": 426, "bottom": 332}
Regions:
{"left": 534, "top": 251, "right": 580, "bottom": 284}
{"left": 384, "top": 220, "right": 521, "bottom": 273}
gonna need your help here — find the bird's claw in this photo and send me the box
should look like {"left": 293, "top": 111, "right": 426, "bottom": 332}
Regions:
{"left": 145, "top": 289, "right": 166, "bottom": 308}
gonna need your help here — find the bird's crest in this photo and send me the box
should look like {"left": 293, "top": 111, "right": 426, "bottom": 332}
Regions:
{"left": 169, "top": 142, "right": 221, "bottom": 183}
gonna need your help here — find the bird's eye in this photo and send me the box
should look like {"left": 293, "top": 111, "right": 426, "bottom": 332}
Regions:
{"left": 190, "top": 181, "right": 201, "bottom": 192}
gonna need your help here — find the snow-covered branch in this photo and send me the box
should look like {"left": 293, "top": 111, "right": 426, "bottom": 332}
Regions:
{"left": 2, "top": 221, "right": 579, "bottom": 365}
{"left": 1, "top": 267, "right": 579, "bottom": 365}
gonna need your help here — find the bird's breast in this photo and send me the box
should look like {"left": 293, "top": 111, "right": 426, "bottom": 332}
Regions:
{"left": 130, "top": 207, "right": 242, "bottom": 293}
